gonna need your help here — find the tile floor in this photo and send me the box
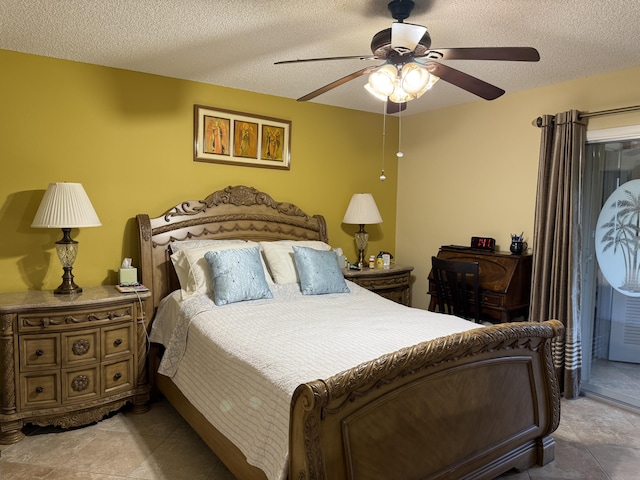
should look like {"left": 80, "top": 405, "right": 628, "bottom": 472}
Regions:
{"left": 583, "top": 358, "right": 640, "bottom": 409}
{"left": 1, "top": 395, "right": 639, "bottom": 479}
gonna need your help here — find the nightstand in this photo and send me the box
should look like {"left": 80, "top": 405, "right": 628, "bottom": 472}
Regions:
{"left": 0, "top": 286, "right": 151, "bottom": 444}
{"left": 343, "top": 264, "right": 414, "bottom": 306}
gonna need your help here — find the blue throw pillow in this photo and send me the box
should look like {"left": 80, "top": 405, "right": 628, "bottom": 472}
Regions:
{"left": 204, "top": 247, "right": 273, "bottom": 306}
{"left": 292, "top": 246, "right": 350, "bottom": 295}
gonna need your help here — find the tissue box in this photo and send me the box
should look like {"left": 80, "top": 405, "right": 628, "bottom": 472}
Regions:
{"left": 119, "top": 267, "right": 138, "bottom": 286}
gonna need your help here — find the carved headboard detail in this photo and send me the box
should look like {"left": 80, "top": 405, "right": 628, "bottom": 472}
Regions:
{"left": 136, "top": 185, "right": 328, "bottom": 323}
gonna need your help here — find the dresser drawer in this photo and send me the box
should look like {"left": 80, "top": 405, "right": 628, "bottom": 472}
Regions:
{"left": 63, "top": 366, "right": 100, "bottom": 403}
{"left": 102, "top": 358, "right": 134, "bottom": 395}
{"left": 62, "top": 329, "right": 100, "bottom": 367}
{"left": 480, "top": 292, "right": 504, "bottom": 307}
{"left": 351, "top": 272, "right": 410, "bottom": 290}
{"left": 19, "top": 334, "right": 60, "bottom": 371}
{"left": 20, "top": 371, "right": 61, "bottom": 409}
{"left": 102, "top": 324, "right": 133, "bottom": 360}
{"left": 17, "top": 303, "right": 134, "bottom": 333}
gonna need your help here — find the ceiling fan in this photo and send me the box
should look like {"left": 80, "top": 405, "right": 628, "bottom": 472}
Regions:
{"left": 275, "top": 0, "right": 540, "bottom": 114}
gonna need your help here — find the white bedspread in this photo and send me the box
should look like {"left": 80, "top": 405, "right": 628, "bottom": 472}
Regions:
{"left": 150, "top": 281, "right": 480, "bottom": 480}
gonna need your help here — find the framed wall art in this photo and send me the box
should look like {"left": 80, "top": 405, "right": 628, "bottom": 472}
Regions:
{"left": 193, "top": 104, "right": 291, "bottom": 170}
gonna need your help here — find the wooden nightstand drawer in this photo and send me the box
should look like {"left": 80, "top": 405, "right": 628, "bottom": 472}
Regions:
{"left": 343, "top": 264, "right": 414, "bottom": 306}
{"left": 102, "top": 324, "right": 133, "bottom": 360}
{"left": 102, "top": 358, "right": 133, "bottom": 395}
{"left": 17, "top": 303, "right": 134, "bottom": 333}
{"left": 20, "top": 334, "right": 60, "bottom": 371}
{"left": 63, "top": 366, "right": 100, "bottom": 403}
{"left": 62, "top": 329, "right": 100, "bottom": 367}
{"left": 20, "top": 371, "right": 61, "bottom": 409}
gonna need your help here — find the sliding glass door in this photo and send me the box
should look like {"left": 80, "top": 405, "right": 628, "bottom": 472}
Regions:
{"left": 582, "top": 126, "right": 640, "bottom": 408}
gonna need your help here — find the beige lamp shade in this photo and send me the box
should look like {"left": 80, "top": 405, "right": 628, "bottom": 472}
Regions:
{"left": 342, "top": 193, "right": 383, "bottom": 225}
{"left": 32, "top": 182, "right": 101, "bottom": 228}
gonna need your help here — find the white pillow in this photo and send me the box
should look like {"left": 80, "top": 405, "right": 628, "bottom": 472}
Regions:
{"left": 171, "top": 240, "right": 273, "bottom": 298}
{"left": 260, "top": 240, "right": 332, "bottom": 284}
{"left": 170, "top": 238, "right": 246, "bottom": 253}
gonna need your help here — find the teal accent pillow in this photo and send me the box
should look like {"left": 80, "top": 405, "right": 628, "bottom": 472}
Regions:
{"left": 204, "top": 247, "right": 273, "bottom": 306}
{"left": 292, "top": 246, "right": 350, "bottom": 295}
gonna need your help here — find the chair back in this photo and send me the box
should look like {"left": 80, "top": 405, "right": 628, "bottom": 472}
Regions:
{"left": 431, "top": 256, "right": 481, "bottom": 323}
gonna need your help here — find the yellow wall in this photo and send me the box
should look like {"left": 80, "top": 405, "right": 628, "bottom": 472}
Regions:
{"left": 0, "top": 49, "right": 399, "bottom": 293}
{"left": 398, "top": 65, "right": 640, "bottom": 310}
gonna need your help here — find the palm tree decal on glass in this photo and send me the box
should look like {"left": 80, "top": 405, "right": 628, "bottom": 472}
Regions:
{"left": 597, "top": 179, "right": 640, "bottom": 296}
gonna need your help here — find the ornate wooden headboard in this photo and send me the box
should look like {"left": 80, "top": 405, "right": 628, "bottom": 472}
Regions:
{"left": 136, "top": 185, "right": 328, "bottom": 323}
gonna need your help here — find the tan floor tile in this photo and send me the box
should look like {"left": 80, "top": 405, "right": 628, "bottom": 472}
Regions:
{"left": 40, "top": 468, "right": 127, "bottom": 479}
{"left": 95, "top": 399, "right": 184, "bottom": 437}
{"left": 64, "top": 429, "right": 165, "bottom": 477}
{"left": 127, "top": 425, "right": 219, "bottom": 480}
{"left": 207, "top": 462, "right": 238, "bottom": 480}
{"left": 589, "top": 445, "right": 640, "bottom": 480}
{"left": 0, "top": 425, "right": 100, "bottom": 467}
{"left": 0, "top": 461, "right": 53, "bottom": 479}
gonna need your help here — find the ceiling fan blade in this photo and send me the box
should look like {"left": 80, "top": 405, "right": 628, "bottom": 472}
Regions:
{"left": 422, "top": 61, "right": 505, "bottom": 100}
{"left": 275, "top": 55, "right": 377, "bottom": 65}
{"left": 386, "top": 100, "right": 407, "bottom": 115}
{"left": 391, "top": 22, "right": 428, "bottom": 52}
{"left": 421, "top": 47, "right": 540, "bottom": 62}
{"left": 297, "top": 66, "right": 380, "bottom": 101}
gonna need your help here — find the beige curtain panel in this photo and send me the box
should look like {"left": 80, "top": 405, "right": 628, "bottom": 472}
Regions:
{"left": 531, "top": 110, "right": 586, "bottom": 399}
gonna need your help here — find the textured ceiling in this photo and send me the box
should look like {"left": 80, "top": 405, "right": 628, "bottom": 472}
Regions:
{"left": 2, "top": 0, "right": 640, "bottom": 115}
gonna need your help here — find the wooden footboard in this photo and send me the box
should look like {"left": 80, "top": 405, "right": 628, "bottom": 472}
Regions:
{"left": 290, "top": 320, "right": 563, "bottom": 480}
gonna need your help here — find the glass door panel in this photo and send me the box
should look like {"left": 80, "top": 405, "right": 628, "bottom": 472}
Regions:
{"left": 582, "top": 132, "right": 640, "bottom": 408}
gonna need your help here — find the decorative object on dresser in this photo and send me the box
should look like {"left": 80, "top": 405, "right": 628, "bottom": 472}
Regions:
{"left": 510, "top": 232, "right": 528, "bottom": 255}
{"left": 31, "top": 182, "right": 101, "bottom": 295}
{"left": 428, "top": 246, "right": 533, "bottom": 322}
{"left": 343, "top": 263, "right": 413, "bottom": 306}
{"left": 0, "top": 286, "right": 151, "bottom": 444}
{"left": 342, "top": 193, "right": 383, "bottom": 268}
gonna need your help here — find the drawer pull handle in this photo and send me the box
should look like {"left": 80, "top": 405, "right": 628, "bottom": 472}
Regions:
{"left": 35, "top": 386, "right": 44, "bottom": 393}
{"left": 35, "top": 349, "right": 44, "bottom": 357}
{"left": 71, "top": 375, "right": 90, "bottom": 392}
{"left": 114, "top": 372, "right": 122, "bottom": 381}
{"left": 72, "top": 339, "right": 90, "bottom": 356}
{"left": 114, "top": 338, "right": 123, "bottom": 347}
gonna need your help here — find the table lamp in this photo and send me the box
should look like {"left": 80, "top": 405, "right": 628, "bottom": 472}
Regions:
{"left": 342, "top": 193, "right": 383, "bottom": 267}
{"left": 32, "top": 182, "right": 101, "bottom": 295}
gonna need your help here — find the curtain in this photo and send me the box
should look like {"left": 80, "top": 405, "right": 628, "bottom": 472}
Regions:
{"left": 530, "top": 110, "right": 586, "bottom": 399}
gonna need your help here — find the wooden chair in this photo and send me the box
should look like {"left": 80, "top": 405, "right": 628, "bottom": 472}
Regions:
{"left": 431, "top": 256, "right": 481, "bottom": 323}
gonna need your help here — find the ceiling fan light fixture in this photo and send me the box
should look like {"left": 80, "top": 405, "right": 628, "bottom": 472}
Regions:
{"left": 388, "top": 80, "right": 414, "bottom": 104}
{"left": 400, "top": 62, "right": 430, "bottom": 94}
{"left": 367, "top": 64, "right": 397, "bottom": 97}
{"left": 413, "top": 71, "right": 440, "bottom": 98}
{"left": 364, "top": 83, "right": 389, "bottom": 101}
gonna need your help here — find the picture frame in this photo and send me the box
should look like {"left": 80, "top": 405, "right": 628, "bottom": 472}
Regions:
{"left": 194, "top": 104, "right": 291, "bottom": 170}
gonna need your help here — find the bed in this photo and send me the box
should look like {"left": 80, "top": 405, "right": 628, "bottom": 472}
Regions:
{"left": 136, "top": 184, "right": 563, "bottom": 480}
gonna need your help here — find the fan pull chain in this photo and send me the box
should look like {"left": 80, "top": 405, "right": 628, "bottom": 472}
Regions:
{"left": 397, "top": 106, "right": 404, "bottom": 158}
{"left": 380, "top": 102, "right": 387, "bottom": 182}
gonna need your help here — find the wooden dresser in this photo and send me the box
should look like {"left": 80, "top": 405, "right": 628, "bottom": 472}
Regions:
{"left": 343, "top": 264, "right": 414, "bottom": 306}
{"left": 428, "top": 247, "right": 532, "bottom": 322}
{"left": 0, "top": 286, "right": 151, "bottom": 444}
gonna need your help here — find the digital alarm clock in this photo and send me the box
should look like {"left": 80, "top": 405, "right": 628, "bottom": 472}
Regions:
{"left": 470, "top": 236, "right": 496, "bottom": 251}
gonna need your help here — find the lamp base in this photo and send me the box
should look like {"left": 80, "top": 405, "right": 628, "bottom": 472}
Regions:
{"left": 354, "top": 228, "right": 369, "bottom": 268}
{"left": 54, "top": 266, "right": 82, "bottom": 295}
